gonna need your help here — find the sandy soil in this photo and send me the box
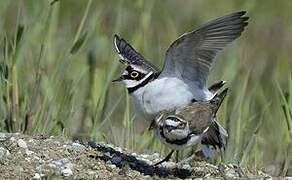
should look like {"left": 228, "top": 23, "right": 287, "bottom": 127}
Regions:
{"left": 0, "top": 133, "right": 271, "bottom": 179}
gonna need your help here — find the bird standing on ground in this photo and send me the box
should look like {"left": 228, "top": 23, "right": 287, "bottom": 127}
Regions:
{"left": 150, "top": 88, "right": 228, "bottom": 165}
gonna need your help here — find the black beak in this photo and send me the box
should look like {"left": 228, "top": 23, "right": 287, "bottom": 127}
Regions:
{"left": 112, "top": 76, "right": 124, "bottom": 82}
{"left": 119, "top": 59, "right": 129, "bottom": 65}
{"left": 148, "top": 120, "right": 156, "bottom": 131}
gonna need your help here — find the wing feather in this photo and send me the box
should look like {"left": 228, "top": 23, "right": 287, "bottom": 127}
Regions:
{"left": 159, "top": 11, "right": 248, "bottom": 90}
{"left": 113, "top": 34, "right": 159, "bottom": 72}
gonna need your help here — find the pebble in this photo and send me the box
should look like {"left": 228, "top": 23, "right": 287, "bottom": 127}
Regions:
{"left": 33, "top": 173, "right": 41, "bottom": 179}
{"left": 64, "top": 162, "right": 73, "bottom": 169}
{"left": 47, "top": 163, "right": 57, "bottom": 169}
{"left": 33, "top": 156, "right": 41, "bottom": 161}
{"left": 10, "top": 137, "right": 16, "bottom": 142}
{"left": 140, "top": 154, "right": 149, "bottom": 159}
{"left": 62, "top": 168, "right": 73, "bottom": 176}
{"left": 87, "top": 170, "right": 96, "bottom": 175}
{"left": 160, "top": 161, "right": 176, "bottom": 168}
{"left": 0, "top": 133, "right": 6, "bottom": 141}
{"left": 147, "top": 153, "right": 160, "bottom": 161}
{"left": 70, "top": 143, "right": 85, "bottom": 152}
{"left": 0, "top": 147, "right": 10, "bottom": 158}
{"left": 182, "top": 164, "right": 192, "bottom": 170}
{"left": 58, "top": 158, "right": 70, "bottom": 165}
{"left": 115, "top": 147, "right": 123, "bottom": 152}
{"left": 17, "top": 139, "right": 28, "bottom": 149}
{"left": 26, "top": 149, "right": 34, "bottom": 155}
{"left": 111, "top": 154, "right": 123, "bottom": 165}
{"left": 25, "top": 157, "right": 31, "bottom": 162}
{"left": 109, "top": 164, "right": 117, "bottom": 169}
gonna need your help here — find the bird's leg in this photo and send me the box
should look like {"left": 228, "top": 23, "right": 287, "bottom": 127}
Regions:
{"left": 154, "top": 150, "right": 174, "bottom": 166}
{"left": 175, "top": 150, "right": 179, "bottom": 163}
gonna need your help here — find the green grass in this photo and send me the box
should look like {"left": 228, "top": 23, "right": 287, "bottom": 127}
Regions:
{"left": 0, "top": 0, "right": 291, "bottom": 176}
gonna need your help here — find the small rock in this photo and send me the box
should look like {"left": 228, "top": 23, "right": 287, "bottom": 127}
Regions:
{"left": 115, "top": 147, "right": 122, "bottom": 152}
{"left": 59, "top": 158, "right": 70, "bottom": 165}
{"left": 109, "top": 164, "right": 116, "bottom": 169}
{"left": 147, "top": 153, "right": 160, "bottom": 161}
{"left": 160, "top": 161, "right": 176, "bottom": 168}
{"left": 33, "top": 173, "right": 41, "bottom": 179}
{"left": 0, "top": 132, "right": 6, "bottom": 141}
{"left": 70, "top": 142, "right": 85, "bottom": 152}
{"left": 225, "top": 168, "right": 239, "bottom": 179}
{"left": 88, "top": 170, "right": 95, "bottom": 175}
{"left": 204, "top": 173, "right": 211, "bottom": 177}
{"left": 64, "top": 162, "right": 73, "bottom": 169}
{"left": 111, "top": 154, "right": 123, "bottom": 165}
{"left": 62, "top": 168, "right": 73, "bottom": 176}
{"left": 47, "top": 163, "right": 57, "bottom": 169}
{"left": 25, "top": 149, "right": 34, "bottom": 156}
{"left": 17, "top": 139, "right": 28, "bottom": 149}
{"left": 0, "top": 147, "right": 10, "bottom": 158}
{"left": 140, "top": 154, "right": 149, "bottom": 159}
{"left": 142, "top": 159, "right": 152, "bottom": 165}
{"left": 33, "top": 156, "right": 41, "bottom": 161}
{"left": 182, "top": 164, "right": 192, "bottom": 170}
{"left": 10, "top": 137, "right": 16, "bottom": 142}
{"left": 39, "top": 159, "right": 45, "bottom": 164}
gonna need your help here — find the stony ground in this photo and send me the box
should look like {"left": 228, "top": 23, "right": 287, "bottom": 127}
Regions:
{"left": 0, "top": 133, "right": 272, "bottom": 179}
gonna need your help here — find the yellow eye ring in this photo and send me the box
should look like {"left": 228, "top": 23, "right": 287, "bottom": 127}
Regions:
{"left": 130, "top": 71, "right": 139, "bottom": 78}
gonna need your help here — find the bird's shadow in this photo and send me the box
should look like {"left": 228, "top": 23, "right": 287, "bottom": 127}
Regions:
{"left": 87, "top": 141, "right": 192, "bottom": 178}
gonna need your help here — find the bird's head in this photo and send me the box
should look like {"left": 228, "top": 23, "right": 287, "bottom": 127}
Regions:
{"left": 158, "top": 114, "right": 190, "bottom": 140}
{"left": 112, "top": 63, "right": 154, "bottom": 91}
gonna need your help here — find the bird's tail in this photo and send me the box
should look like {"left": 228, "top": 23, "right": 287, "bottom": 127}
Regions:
{"left": 210, "top": 88, "right": 228, "bottom": 116}
{"left": 201, "top": 88, "right": 228, "bottom": 158}
{"left": 201, "top": 120, "right": 228, "bottom": 158}
{"left": 208, "top": 80, "right": 226, "bottom": 95}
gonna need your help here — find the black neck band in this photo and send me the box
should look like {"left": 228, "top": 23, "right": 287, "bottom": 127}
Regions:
{"left": 159, "top": 126, "right": 191, "bottom": 146}
{"left": 127, "top": 73, "right": 155, "bottom": 94}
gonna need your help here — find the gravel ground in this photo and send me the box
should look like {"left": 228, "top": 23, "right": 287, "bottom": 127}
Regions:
{"left": 0, "top": 133, "right": 273, "bottom": 179}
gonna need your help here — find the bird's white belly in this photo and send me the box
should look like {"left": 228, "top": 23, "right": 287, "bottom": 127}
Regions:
{"left": 132, "top": 78, "right": 194, "bottom": 118}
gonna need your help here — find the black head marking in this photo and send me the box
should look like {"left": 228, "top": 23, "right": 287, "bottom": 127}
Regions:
{"left": 122, "top": 66, "right": 147, "bottom": 81}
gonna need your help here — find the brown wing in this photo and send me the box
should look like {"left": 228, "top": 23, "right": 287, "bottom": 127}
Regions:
{"left": 178, "top": 88, "right": 228, "bottom": 134}
{"left": 179, "top": 102, "right": 214, "bottom": 135}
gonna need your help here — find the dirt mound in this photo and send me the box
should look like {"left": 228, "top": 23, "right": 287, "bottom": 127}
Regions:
{"left": 0, "top": 133, "right": 271, "bottom": 179}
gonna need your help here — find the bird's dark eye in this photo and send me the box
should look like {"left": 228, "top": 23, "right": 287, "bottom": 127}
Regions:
{"left": 130, "top": 71, "right": 139, "bottom": 78}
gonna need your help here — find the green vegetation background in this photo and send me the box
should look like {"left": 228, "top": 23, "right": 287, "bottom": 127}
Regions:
{"left": 0, "top": 0, "right": 291, "bottom": 176}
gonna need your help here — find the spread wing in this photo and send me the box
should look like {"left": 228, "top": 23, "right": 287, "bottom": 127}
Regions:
{"left": 159, "top": 11, "right": 248, "bottom": 89}
{"left": 113, "top": 34, "right": 159, "bottom": 72}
